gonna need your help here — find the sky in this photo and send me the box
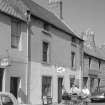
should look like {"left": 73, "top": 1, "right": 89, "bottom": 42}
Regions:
{"left": 33, "top": 0, "right": 105, "bottom": 46}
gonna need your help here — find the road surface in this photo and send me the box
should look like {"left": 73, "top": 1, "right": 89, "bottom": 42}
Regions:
{"left": 89, "top": 102, "right": 105, "bottom": 105}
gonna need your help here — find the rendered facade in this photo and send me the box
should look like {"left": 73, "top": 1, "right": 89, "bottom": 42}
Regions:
{"left": 0, "top": 0, "right": 83, "bottom": 105}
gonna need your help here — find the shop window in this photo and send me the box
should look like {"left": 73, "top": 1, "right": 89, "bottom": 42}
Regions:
{"left": 42, "top": 76, "right": 52, "bottom": 97}
{"left": 70, "top": 76, "right": 75, "bottom": 88}
{"left": 83, "top": 77, "right": 88, "bottom": 88}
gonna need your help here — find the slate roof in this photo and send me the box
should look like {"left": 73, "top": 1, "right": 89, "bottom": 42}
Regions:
{"left": 0, "top": 0, "right": 26, "bottom": 21}
{"left": 0, "top": 0, "right": 82, "bottom": 40}
{"left": 84, "top": 46, "right": 105, "bottom": 61}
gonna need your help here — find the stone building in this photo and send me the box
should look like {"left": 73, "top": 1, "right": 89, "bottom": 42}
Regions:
{"left": 0, "top": 0, "right": 83, "bottom": 105}
{"left": 82, "top": 29, "right": 105, "bottom": 95}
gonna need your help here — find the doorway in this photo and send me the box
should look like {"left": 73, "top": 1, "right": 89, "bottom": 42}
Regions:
{"left": 90, "top": 77, "right": 94, "bottom": 94}
{"left": 58, "top": 77, "right": 63, "bottom": 103}
{"left": 0, "top": 68, "right": 4, "bottom": 91}
{"left": 10, "top": 77, "right": 20, "bottom": 98}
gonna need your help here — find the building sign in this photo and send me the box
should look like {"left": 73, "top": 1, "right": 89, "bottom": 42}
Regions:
{"left": 56, "top": 66, "right": 65, "bottom": 73}
{"left": 1, "top": 58, "right": 9, "bottom": 67}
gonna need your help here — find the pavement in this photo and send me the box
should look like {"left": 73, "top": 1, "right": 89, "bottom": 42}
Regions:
{"left": 53, "top": 101, "right": 105, "bottom": 105}
{"left": 90, "top": 102, "right": 105, "bottom": 105}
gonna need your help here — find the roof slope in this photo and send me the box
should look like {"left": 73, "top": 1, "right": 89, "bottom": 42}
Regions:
{"left": 84, "top": 46, "right": 105, "bottom": 61}
{"left": 22, "top": 0, "right": 73, "bottom": 34}
{"left": 17, "top": 0, "right": 83, "bottom": 40}
{"left": 0, "top": 0, "right": 82, "bottom": 40}
{"left": 0, "top": 0, "right": 26, "bottom": 21}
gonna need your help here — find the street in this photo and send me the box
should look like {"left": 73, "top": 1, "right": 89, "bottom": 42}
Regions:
{"left": 89, "top": 102, "right": 105, "bottom": 105}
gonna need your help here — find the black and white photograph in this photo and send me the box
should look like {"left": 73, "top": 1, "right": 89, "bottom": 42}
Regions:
{"left": 0, "top": 0, "right": 105, "bottom": 105}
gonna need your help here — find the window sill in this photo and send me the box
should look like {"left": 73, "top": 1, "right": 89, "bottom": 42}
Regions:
{"left": 41, "top": 61, "right": 50, "bottom": 66}
{"left": 42, "top": 30, "right": 52, "bottom": 37}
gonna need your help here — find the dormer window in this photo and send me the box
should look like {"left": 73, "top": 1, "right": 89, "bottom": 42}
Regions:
{"left": 43, "top": 23, "right": 49, "bottom": 31}
{"left": 71, "top": 37, "right": 77, "bottom": 47}
{"left": 72, "top": 37, "right": 76, "bottom": 43}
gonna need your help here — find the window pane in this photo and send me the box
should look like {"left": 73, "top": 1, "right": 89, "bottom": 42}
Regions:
{"left": 11, "top": 35, "right": 20, "bottom": 48}
{"left": 70, "top": 77, "right": 75, "bottom": 88}
{"left": 11, "top": 20, "right": 21, "bottom": 49}
{"left": 11, "top": 21, "right": 18, "bottom": 34}
{"left": 42, "top": 76, "right": 51, "bottom": 97}
{"left": 71, "top": 52, "right": 75, "bottom": 68}
{"left": 43, "top": 42, "right": 49, "bottom": 62}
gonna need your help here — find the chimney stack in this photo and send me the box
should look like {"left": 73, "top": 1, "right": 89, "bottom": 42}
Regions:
{"left": 82, "top": 29, "right": 96, "bottom": 49}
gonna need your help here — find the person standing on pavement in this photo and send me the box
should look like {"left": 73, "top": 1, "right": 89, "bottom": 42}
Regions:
{"left": 70, "top": 84, "right": 81, "bottom": 95}
{"left": 82, "top": 86, "right": 90, "bottom": 97}
{"left": 81, "top": 86, "right": 91, "bottom": 104}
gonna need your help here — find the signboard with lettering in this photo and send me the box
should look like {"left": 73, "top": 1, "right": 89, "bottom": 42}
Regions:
{"left": 1, "top": 58, "right": 9, "bottom": 67}
{"left": 56, "top": 66, "right": 65, "bottom": 73}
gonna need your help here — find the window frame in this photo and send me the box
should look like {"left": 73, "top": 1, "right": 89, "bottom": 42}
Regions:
{"left": 11, "top": 19, "right": 21, "bottom": 49}
{"left": 70, "top": 75, "right": 75, "bottom": 88}
{"left": 71, "top": 51, "right": 76, "bottom": 70}
{"left": 42, "top": 76, "right": 52, "bottom": 97}
{"left": 42, "top": 40, "right": 50, "bottom": 64}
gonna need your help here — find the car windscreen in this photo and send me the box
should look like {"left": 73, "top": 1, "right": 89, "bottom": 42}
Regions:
{"left": 0, "top": 95, "right": 13, "bottom": 105}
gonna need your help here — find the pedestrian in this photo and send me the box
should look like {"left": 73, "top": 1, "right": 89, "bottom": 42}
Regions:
{"left": 81, "top": 86, "right": 91, "bottom": 104}
{"left": 70, "top": 84, "right": 81, "bottom": 95}
{"left": 82, "top": 86, "right": 90, "bottom": 97}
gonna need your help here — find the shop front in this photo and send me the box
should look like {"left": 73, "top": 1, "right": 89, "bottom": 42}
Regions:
{"left": 88, "top": 69, "right": 101, "bottom": 94}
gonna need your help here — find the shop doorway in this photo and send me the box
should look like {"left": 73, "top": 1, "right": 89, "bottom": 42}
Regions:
{"left": 90, "top": 78, "right": 94, "bottom": 94}
{"left": 10, "top": 77, "right": 20, "bottom": 98}
{"left": 58, "top": 77, "right": 63, "bottom": 103}
{"left": 0, "top": 68, "right": 4, "bottom": 91}
{"left": 83, "top": 77, "right": 88, "bottom": 88}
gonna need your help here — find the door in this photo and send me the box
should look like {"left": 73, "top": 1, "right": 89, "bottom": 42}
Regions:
{"left": 0, "top": 69, "right": 4, "bottom": 91}
{"left": 10, "top": 77, "right": 20, "bottom": 98}
{"left": 90, "top": 78, "right": 94, "bottom": 94}
{"left": 58, "top": 77, "right": 63, "bottom": 103}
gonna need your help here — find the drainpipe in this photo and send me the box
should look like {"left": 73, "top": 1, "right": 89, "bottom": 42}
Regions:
{"left": 80, "top": 40, "right": 84, "bottom": 90}
{"left": 25, "top": 10, "right": 31, "bottom": 104}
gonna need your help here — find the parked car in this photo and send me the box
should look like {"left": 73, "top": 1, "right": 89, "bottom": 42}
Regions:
{"left": 91, "top": 87, "right": 105, "bottom": 103}
{"left": 0, "top": 92, "right": 18, "bottom": 105}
